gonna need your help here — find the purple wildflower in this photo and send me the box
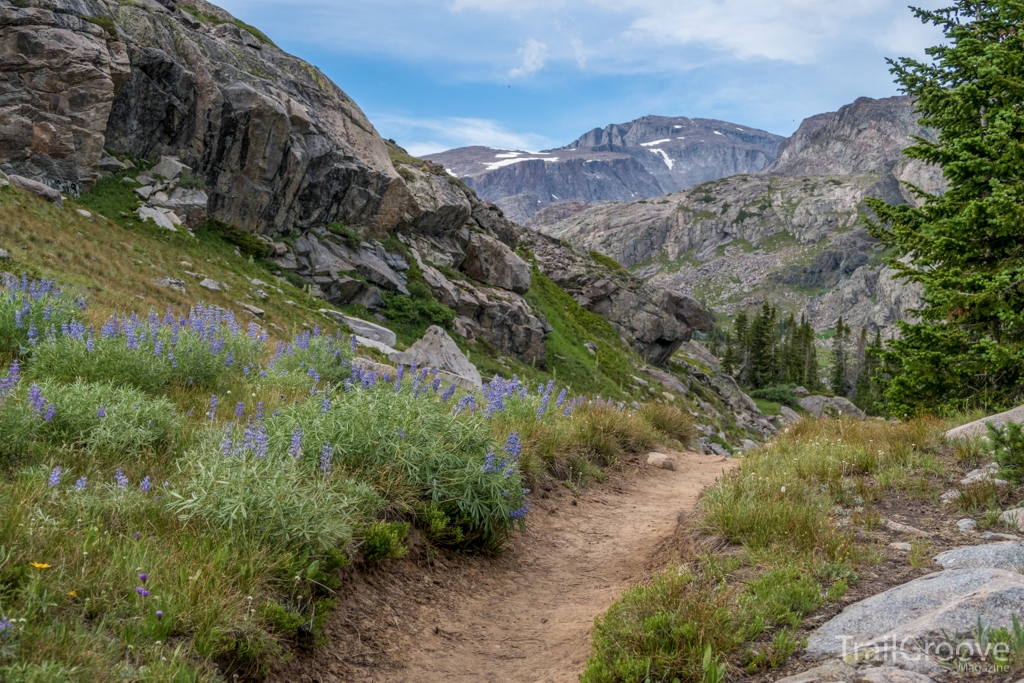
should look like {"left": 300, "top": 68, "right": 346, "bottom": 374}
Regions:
{"left": 138, "top": 573, "right": 148, "bottom": 584}
{"left": 320, "top": 443, "right": 333, "bottom": 475}
{"left": 74, "top": 476, "right": 87, "bottom": 491}
{"left": 207, "top": 395, "right": 218, "bottom": 421}
{"left": 441, "top": 383, "right": 456, "bottom": 403}
{"left": 504, "top": 432, "right": 522, "bottom": 461}
{"left": 114, "top": 467, "right": 128, "bottom": 489}
{"left": 97, "top": 406, "right": 106, "bottom": 419}
{"left": 140, "top": 476, "right": 151, "bottom": 493}
{"left": 43, "top": 404, "right": 55, "bottom": 422}
{"left": 135, "top": 587, "right": 149, "bottom": 597}
{"left": 235, "top": 402, "right": 245, "bottom": 419}
{"left": 321, "top": 393, "right": 330, "bottom": 413}
{"left": 48, "top": 466, "right": 62, "bottom": 487}
{"left": 555, "top": 389, "right": 567, "bottom": 408}
{"left": 156, "top": 610, "right": 163, "bottom": 620}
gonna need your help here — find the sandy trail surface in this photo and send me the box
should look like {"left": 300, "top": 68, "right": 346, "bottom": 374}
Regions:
{"left": 271, "top": 451, "right": 735, "bottom": 683}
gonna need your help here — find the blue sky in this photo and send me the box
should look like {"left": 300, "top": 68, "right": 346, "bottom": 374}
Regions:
{"left": 216, "top": 0, "right": 945, "bottom": 156}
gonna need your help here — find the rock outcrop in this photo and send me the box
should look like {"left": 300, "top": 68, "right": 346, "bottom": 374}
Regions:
{"left": 389, "top": 326, "right": 483, "bottom": 390}
{"left": 0, "top": 0, "right": 412, "bottom": 234}
{"left": 425, "top": 116, "right": 783, "bottom": 223}
{"left": 944, "top": 404, "right": 1024, "bottom": 441}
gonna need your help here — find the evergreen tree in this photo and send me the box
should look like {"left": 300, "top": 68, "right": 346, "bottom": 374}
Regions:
{"left": 721, "top": 333, "right": 737, "bottom": 376}
{"left": 732, "top": 311, "right": 750, "bottom": 382}
{"left": 866, "top": 1, "right": 1024, "bottom": 414}
{"left": 830, "top": 318, "right": 849, "bottom": 397}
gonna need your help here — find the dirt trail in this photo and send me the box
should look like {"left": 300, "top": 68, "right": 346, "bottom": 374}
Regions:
{"left": 273, "top": 451, "right": 735, "bottom": 683}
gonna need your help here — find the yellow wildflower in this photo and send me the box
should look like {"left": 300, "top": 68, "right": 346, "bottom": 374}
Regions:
{"left": 69, "top": 591, "right": 77, "bottom": 597}
{"left": 30, "top": 562, "right": 50, "bottom": 569}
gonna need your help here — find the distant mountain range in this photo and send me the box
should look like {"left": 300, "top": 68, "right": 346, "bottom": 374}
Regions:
{"left": 424, "top": 116, "right": 783, "bottom": 223}
{"left": 525, "top": 96, "right": 946, "bottom": 336}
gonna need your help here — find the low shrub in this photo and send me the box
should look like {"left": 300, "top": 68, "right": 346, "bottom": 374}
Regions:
{"left": 0, "top": 276, "right": 85, "bottom": 356}
{"left": 268, "top": 330, "right": 355, "bottom": 389}
{"left": 0, "top": 377, "right": 178, "bottom": 463}
{"left": 361, "top": 521, "right": 410, "bottom": 563}
{"left": 748, "top": 384, "right": 799, "bottom": 408}
{"left": 32, "top": 305, "right": 264, "bottom": 393}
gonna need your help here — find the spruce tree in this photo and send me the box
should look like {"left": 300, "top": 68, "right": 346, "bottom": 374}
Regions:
{"left": 866, "top": 1, "right": 1024, "bottom": 414}
{"left": 830, "top": 318, "right": 849, "bottom": 397}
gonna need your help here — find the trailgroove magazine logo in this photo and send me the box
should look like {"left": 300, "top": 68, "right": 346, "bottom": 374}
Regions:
{"left": 838, "top": 635, "right": 1013, "bottom": 674}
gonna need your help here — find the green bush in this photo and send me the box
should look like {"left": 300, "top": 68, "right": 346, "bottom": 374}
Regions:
{"left": 589, "top": 250, "right": 625, "bottom": 272}
{"left": 0, "top": 379, "right": 178, "bottom": 462}
{"left": 199, "top": 218, "right": 272, "bottom": 259}
{"left": 380, "top": 259, "right": 456, "bottom": 344}
{"left": 269, "top": 330, "right": 354, "bottom": 388}
{"left": 748, "top": 384, "right": 799, "bottom": 408}
{"left": 988, "top": 422, "right": 1024, "bottom": 485}
{"left": 32, "top": 306, "right": 264, "bottom": 393}
{"left": 170, "top": 423, "right": 383, "bottom": 552}
{"left": 0, "top": 277, "right": 85, "bottom": 356}
{"left": 361, "top": 521, "right": 409, "bottom": 563}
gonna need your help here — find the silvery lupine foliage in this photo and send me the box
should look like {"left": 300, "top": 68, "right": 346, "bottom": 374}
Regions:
{"left": 0, "top": 276, "right": 86, "bottom": 355}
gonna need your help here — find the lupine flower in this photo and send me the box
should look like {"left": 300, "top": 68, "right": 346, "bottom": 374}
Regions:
{"left": 220, "top": 425, "right": 234, "bottom": 457}
{"left": 255, "top": 401, "right": 264, "bottom": 422}
{"left": 0, "top": 616, "right": 13, "bottom": 637}
{"left": 536, "top": 393, "right": 550, "bottom": 419}
{"left": 319, "top": 443, "right": 333, "bottom": 475}
{"left": 114, "top": 467, "right": 128, "bottom": 489}
{"left": 555, "top": 389, "right": 567, "bottom": 408}
{"left": 48, "top": 466, "right": 61, "bottom": 487}
{"left": 74, "top": 476, "right": 87, "bottom": 491}
{"left": 29, "top": 384, "right": 45, "bottom": 414}
{"left": 510, "top": 500, "right": 530, "bottom": 520}
{"left": 321, "top": 393, "right": 330, "bottom": 413}
{"left": 134, "top": 532, "right": 141, "bottom": 539}
{"left": 97, "top": 406, "right": 106, "bottom": 418}
{"left": 441, "top": 383, "right": 456, "bottom": 403}
{"left": 224, "top": 351, "right": 234, "bottom": 368}
{"left": 397, "top": 429, "right": 407, "bottom": 440}
{"left": 482, "top": 449, "right": 498, "bottom": 474}
{"left": 504, "top": 432, "right": 522, "bottom": 461}
{"left": 207, "top": 395, "right": 218, "bottom": 421}
{"left": 43, "top": 404, "right": 56, "bottom": 422}
{"left": 351, "top": 335, "right": 358, "bottom": 353}
{"left": 235, "top": 402, "right": 245, "bottom": 419}
{"left": 140, "top": 476, "right": 151, "bottom": 493}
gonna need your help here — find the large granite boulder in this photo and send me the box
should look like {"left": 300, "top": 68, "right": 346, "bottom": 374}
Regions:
{"left": 934, "top": 542, "right": 1024, "bottom": 572}
{"left": 945, "top": 404, "right": 1024, "bottom": 441}
{"left": 460, "top": 232, "right": 531, "bottom": 294}
{"left": 389, "top": 326, "right": 482, "bottom": 390}
{"left": 804, "top": 568, "right": 1024, "bottom": 661}
{"left": 798, "top": 395, "right": 867, "bottom": 420}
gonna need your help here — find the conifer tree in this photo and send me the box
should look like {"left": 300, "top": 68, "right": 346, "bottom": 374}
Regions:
{"left": 830, "top": 318, "right": 849, "bottom": 397}
{"left": 866, "top": 1, "right": 1024, "bottom": 414}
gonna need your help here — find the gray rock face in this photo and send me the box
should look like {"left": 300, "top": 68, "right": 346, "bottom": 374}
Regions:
{"left": 945, "top": 404, "right": 1024, "bottom": 441}
{"left": 460, "top": 233, "right": 531, "bottom": 294}
{"left": 805, "top": 568, "right": 1024, "bottom": 660}
{"left": 934, "top": 542, "right": 1024, "bottom": 572}
{"left": 0, "top": 0, "right": 412, "bottom": 235}
{"left": 798, "top": 395, "right": 867, "bottom": 420}
{"left": 425, "top": 116, "right": 783, "bottom": 223}
{"left": 389, "top": 326, "right": 482, "bottom": 390}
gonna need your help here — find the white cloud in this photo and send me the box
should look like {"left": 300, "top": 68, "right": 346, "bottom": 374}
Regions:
{"left": 509, "top": 39, "right": 549, "bottom": 78}
{"left": 373, "top": 114, "right": 556, "bottom": 156}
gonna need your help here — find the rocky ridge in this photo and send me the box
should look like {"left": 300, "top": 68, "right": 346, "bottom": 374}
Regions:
{"left": 424, "top": 116, "right": 783, "bottom": 223}
{"left": 529, "top": 96, "right": 944, "bottom": 334}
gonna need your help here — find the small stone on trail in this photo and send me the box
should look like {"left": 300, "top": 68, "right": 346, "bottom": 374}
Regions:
{"left": 1001, "top": 508, "right": 1024, "bottom": 531}
{"left": 890, "top": 542, "right": 912, "bottom": 552}
{"left": 883, "top": 519, "right": 932, "bottom": 538}
{"left": 646, "top": 453, "right": 677, "bottom": 471}
{"left": 956, "top": 518, "right": 977, "bottom": 532}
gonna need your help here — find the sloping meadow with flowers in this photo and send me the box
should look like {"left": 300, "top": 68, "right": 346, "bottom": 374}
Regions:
{"left": 0, "top": 276, "right": 693, "bottom": 680}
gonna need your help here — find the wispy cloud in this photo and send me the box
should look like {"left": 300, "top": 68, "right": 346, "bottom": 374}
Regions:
{"left": 374, "top": 115, "right": 556, "bottom": 156}
{"left": 509, "top": 39, "right": 549, "bottom": 78}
